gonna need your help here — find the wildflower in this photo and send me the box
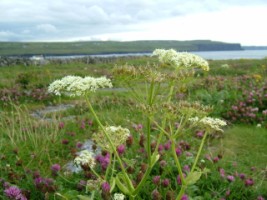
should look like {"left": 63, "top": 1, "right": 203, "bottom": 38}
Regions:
{"left": 96, "top": 153, "right": 110, "bottom": 170}
{"left": 114, "top": 193, "right": 125, "bottom": 200}
{"left": 76, "top": 180, "right": 86, "bottom": 191}
{"left": 48, "top": 75, "right": 112, "bottom": 97}
{"left": 117, "top": 144, "right": 125, "bottom": 155}
{"left": 51, "top": 164, "right": 60, "bottom": 176}
{"left": 227, "top": 175, "right": 235, "bottom": 182}
{"left": 175, "top": 147, "right": 182, "bottom": 156}
{"left": 76, "top": 142, "right": 83, "bottom": 148}
{"left": 239, "top": 173, "right": 246, "bottom": 180}
{"left": 196, "top": 130, "right": 204, "bottom": 138}
{"left": 152, "top": 49, "right": 209, "bottom": 71}
{"left": 245, "top": 178, "right": 254, "bottom": 186}
{"left": 58, "top": 121, "right": 65, "bottom": 129}
{"left": 86, "top": 179, "right": 101, "bottom": 192}
{"left": 151, "top": 189, "right": 161, "bottom": 200}
{"left": 183, "top": 165, "right": 190, "bottom": 172}
{"left": 257, "top": 196, "right": 265, "bottom": 200}
{"left": 61, "top": 139, "right": 69, "bottom": 145}
{"left": 219, "top": 168, "right": 225, "bottom": 178}
{"left": 92, "top": 126, "right": 130, "bottom": 152}
{"left": 225, "top": 189, "right": 231, "bottom": 196}
{"left": 189, "top": 116, "right": 227, "bottom": 132}
{"left": 181, "top": 194, "right": 189, "bottom": 200}
{"left": 152, "top": 176, "right": 161, "bottom": 185}
{"left": 161, "top": 178, "right": 170, "bottom": 187}
{"left": 159, "top": 160, "right": 167, "bottom": 168}
{"left": 74, "top": 150, "right": 96, "bottom": 169}
{"left": 164, "top": 140, "right": 171, "bottom": 150}
{"left": 4, "top": 186, "right": 27, "bottom": 200}
{"left": 101, "top": 182, "right": 110, "bottom": 193}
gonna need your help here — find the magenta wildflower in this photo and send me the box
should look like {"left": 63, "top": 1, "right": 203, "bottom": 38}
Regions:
{"left": 61, "top": 139, "right": 69, "bottom": 145}
{"left": 158, "top": 144, "right": 164, "bottom": 152}
{"left": 96, "top": 153, "right": 110, "bottom": 170}
{"left": 58, "top": 122, "right": 65, "bottom": 129}
{"left": 225, "top": 189, "right": 231, "bottom": 196}
{"left": 175, "top": 147, "right": 182, "bottom": 156}
{"left": 101, "top": 182, "right": 110, "bottom": 193}
{"left": 4, "top": 186, "right": 27, "bottom": 200}
{"left": 76, "top": 142, "right": 83, "bottom": 148}
{"left": 213, "top": 156, "right": 220, "bottom": 163}
{"left": 152, "top": 176, "right": 161, "bottom": 185}
{"left": 183, "top": 165, "right": 190, "bottom": 173}
{"left": 117, "top": 144, "right": 125, "bottom": 155}
{"left": 245, "top": 178, "right": 254, "bottom": 186}
{"left": 181, "top": 194, "right": 189, "bottom": 200}
{"left": 227, "top": 175, "right": 235, "bottom": 182}
{"left": 196, "top": 131, "right": 204, "bottom": 138}
{"left": 161, "top": 179, "right": 170, "bottom": 187}
{"left": 257, "top": 196, "right": 265, "bottom": 200}
{"left": 239, "top": 173, "right": 246, "bottom": 180}
{"left": 151, "top": 189, "right": 161, "bottom": 200}
{"left": 51, "top": 164, "right": 61, "bottom": 176}
{"left": 164, "top": 140, "right": 171, "bottom": 150}
{"left": 219, "top": 168, "right": 225, "bottom": 178}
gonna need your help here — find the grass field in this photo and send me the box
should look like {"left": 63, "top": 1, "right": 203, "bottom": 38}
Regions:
{"left": 0, "top": 54, "right": 266, "bottom": 199}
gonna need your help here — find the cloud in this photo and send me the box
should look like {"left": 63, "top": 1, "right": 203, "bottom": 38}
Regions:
{"left": 0, "top": 0, "right": 267, "bottom": 44}
{"left": 36, "top": 24, "right": 57, "bottom": 33}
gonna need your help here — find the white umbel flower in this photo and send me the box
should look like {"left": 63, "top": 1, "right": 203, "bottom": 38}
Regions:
{"left": 48, "top": 75, "right": 112, "bottom": 96}
{"left": 189, "top": 116, "right": 227, "bottom": 132}
{"left": 114, "top": 193, "right": 125, "bottom": 200}
{"left": 152, "top": 49, "right": 209, "bottom": 71}
{"left": 74, "top": 150, "right": 96, "bottom": 169}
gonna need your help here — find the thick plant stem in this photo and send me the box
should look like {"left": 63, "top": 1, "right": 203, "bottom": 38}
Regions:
{"left": 132, "top": 166, "right": 152, "bottom": 195}
{"left": 190, "top": 131, "right": 208, "bottom": 173}
{"left": 85, "top": 97, "right": 134, "bottom": 193}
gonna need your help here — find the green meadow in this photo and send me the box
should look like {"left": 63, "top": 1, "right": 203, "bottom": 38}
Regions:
{"left": 0, "top": 54, "right": 266, "bottom": 200}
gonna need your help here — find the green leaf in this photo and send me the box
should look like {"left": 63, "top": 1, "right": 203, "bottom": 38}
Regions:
{"left": 110, "top": 177, "right": 116, "bottom": 192}
{"left": 151, "top": 153, "right": 160, "bottom": 167}
{"left": 185, "top": 171, "right": 202, "bottom": 185}
{"left": 77, "top": 195, "right": 91, "bottom": 200}
{"left": 115, "top": 176, "right": 130, "bottom": 195}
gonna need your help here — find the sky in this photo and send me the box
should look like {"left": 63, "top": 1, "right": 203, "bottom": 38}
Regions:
{"left": 1, "top": 0, "right": 267, "bottom": 45}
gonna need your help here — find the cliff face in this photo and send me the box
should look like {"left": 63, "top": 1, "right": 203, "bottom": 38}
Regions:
{"left": 196, "top": 43, "right": 242, "bottom": 51}
{"left": 0, "top": 40, "right": 243, "bottom": 56}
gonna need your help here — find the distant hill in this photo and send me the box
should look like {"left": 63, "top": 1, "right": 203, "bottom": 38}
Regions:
{"left": 0, "top": 40, "right": 242, "bottom": 56}
{"left": 242, "top": 46, "right": 267, "bottom": 50}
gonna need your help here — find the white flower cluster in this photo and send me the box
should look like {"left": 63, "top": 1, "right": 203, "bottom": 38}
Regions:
{"left": 74, "top": 150, "right": 96, "bottom": 169}
{"left": 152, "top": 49, "right": 209, "bottom": 71}
{"left": 48, "top": 75, "right": 112, "bottom": 97}
{"left": 189, "top": 116, "right": 227, "bottom": 132}
{"left": 113, "top": 193, "right": 125, "bottom": 200}
{"left": 93, "top": 126, "right": 130, "bottom": 152}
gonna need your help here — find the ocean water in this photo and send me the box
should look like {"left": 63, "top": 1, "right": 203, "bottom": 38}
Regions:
{"left": 45, "top": 50, "right": 267, "bottom": 60}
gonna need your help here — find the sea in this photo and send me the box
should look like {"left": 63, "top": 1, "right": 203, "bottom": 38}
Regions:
{"left": 44, "top": 50, "right": 267, "bottom": 60}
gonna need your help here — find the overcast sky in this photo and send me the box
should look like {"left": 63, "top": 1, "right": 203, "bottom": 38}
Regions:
{"left": 1, "top": 0, "right": 267, "bottom": 45}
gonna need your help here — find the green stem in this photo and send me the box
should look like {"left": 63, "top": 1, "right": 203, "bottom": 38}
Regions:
{"left": 190, "top": 131, "right": 208, "bottom": 173}
{"left": 176, "top": 185, "right": 187, "bottom": 200}
{"left": 171, "top": 138, "right": 186, "bottom": 186}
{"left": 85, "top": 96, "right": 134, "bottom": 193}
{"left": 105, "top": 153, "right": 113, "bottom": 180}
{"left": 132, "top": 166, "right": 152, "bottom": 195}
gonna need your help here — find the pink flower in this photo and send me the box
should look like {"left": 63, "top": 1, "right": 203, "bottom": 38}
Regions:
{"left": 152, "top": 176, "right": 161, "bottom": 185}
{"left": 51, "top": 164, "right": 61, "bottom": 175}
{"left": 239, "top": 173, "right": 246, "bottom": 180}
{"left": 181, "top": 194, "right": 189, "bottom": 200}
{"left": 161, "top": 178, "right": 170, "bottom": 187}
{"left": 257, "top": 196, "right": 265, "bottom": 200}
{"left": 177, "top": 173, "right": 186, "bottom": 185}
{"left": 58, "top": 122, "right": 65, "bottom": 129}
{"left": 101, "top": 182, "right": 110, "bottom": 193}
{"left": 245, "top": 178, "right": 254, "bottom": 186}
{"left": 117, "top": 144, "right": 125, "bottom": 155}
{"left": 175, "top": 147, "right": 182, "bottom": 156}
{"left": 183, "top": 165, "right": 190, "bottom": 172}
{"left": 219, "top": 168, "right": 225, "bottom": 178}
{"left": 164, "top": 141, "right": 171, "bottom": 150}
{"left": 227, "top": 175, "right": 235, "bottom": 182}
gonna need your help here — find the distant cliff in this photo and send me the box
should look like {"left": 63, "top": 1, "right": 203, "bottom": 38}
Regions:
{"left": 0, "top": 40, "right": 243, "bottom": 56}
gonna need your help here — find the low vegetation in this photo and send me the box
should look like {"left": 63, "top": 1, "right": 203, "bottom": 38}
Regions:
{"left": 0, "top": 52, "right": 266, "bottom": 200}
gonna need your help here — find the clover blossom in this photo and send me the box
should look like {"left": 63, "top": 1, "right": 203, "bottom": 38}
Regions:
{"left": 48, "top": 75, "right": 112, "bottom": 96}
{"left": 92, "top": 126, "right": 130, "bottom": 152}
{"left": 152, "top": 49, "right": 209, "bottom": 71}
{"left": 114, "top": 193, "right": 125, "bottom": 200}
{"left": 74, "top": 150, "right": 96, "bottom": 169}
{"left": 189, "top": 116, "right": 227, "bottom": 132}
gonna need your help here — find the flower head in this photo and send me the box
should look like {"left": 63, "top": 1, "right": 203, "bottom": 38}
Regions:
{"left": 113, "top": 193, "right": 125, "bottom": 200}
{"left": 93, "top": 126, "right": 130, "bottom": 152}
{"left": 48, "top": 75, "right": 112, "bottom": 97}
{"left": 4, "top": 186, "right": 27, "bottom": 200}
{"left": 189, "top": 116, "right": 227, "bottom": 132}
{"left": 152, "top": 49, "right": 209, "bottom": 71}
{"left": 74, "top": 150, "right": 96, "bottom": 169}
